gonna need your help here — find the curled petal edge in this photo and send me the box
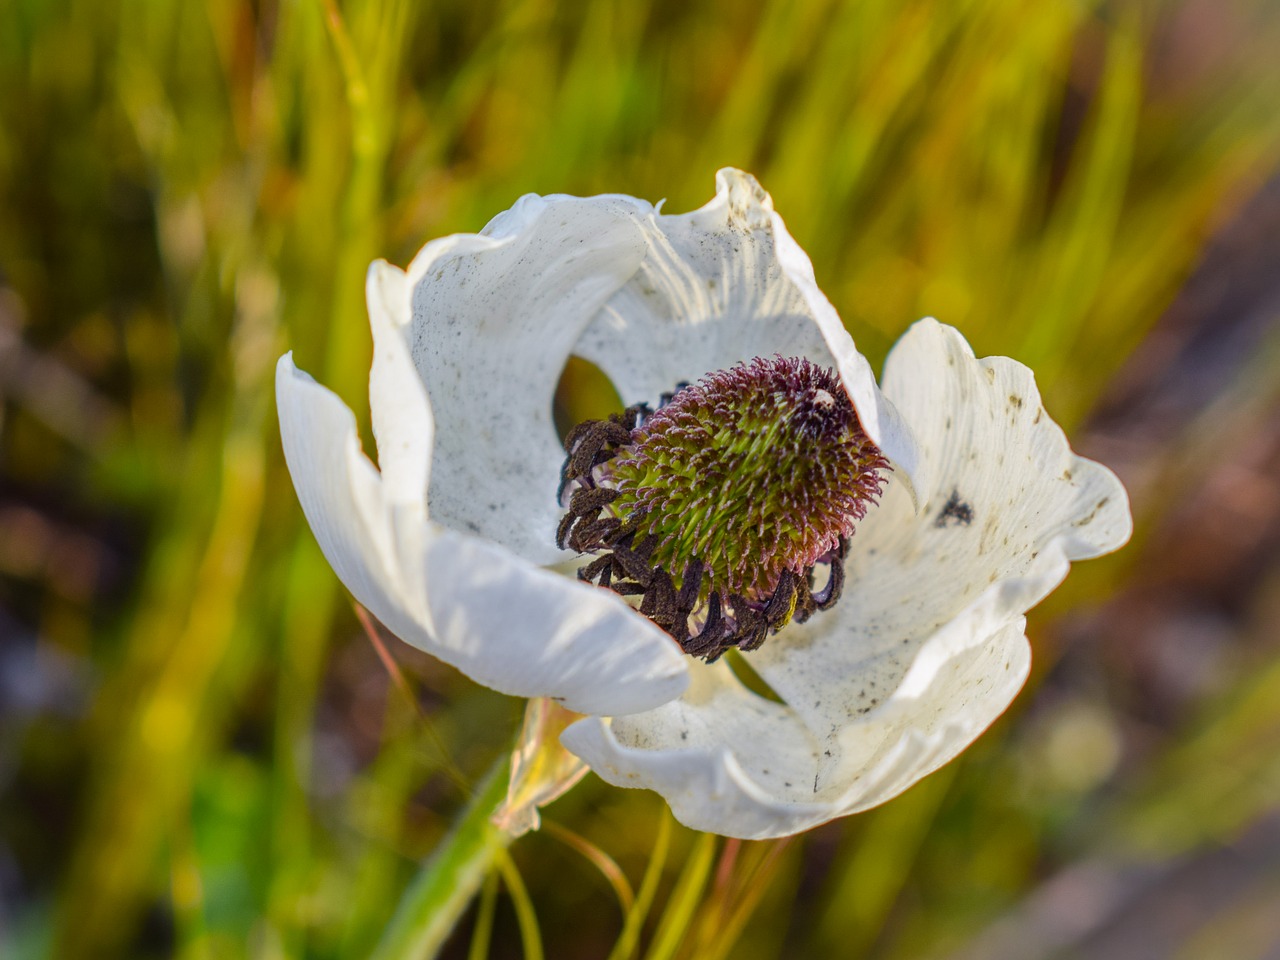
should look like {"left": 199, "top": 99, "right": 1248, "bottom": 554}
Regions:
{"left": 367, "top": 260, "right": 433, "bottom": 512}
{"left": 881, "top": 317, "right": 1134, "bottom": 562}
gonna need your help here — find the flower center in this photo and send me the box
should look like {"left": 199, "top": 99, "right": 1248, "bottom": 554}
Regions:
{"left": 557, "top": 356, "right": 888, "bottom": 661}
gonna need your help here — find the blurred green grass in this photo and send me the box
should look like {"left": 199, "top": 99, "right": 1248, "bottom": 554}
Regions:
{"left": 1, "top": 0, "right": 1279, "bottom": 957}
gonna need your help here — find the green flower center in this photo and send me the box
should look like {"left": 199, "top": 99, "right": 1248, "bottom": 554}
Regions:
{"left": 557, "top": 356, "right": 888, "bottom": 661}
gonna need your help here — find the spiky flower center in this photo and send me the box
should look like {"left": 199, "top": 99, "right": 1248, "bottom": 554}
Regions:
{"left": 557, "top": 356, "right": 888, "bottom": 661}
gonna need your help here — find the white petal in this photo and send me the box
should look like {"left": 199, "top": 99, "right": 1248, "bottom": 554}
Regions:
{"left": 367, "top": 260, "right": 432, "bottom": 511}
{"left": 404, "top": 195, "right": 650, "bottom": 565}
{"left": 572, "top": 169, "right": 823, "bottom": 396}
{"left": 563, "top": 618, "right": 1030, "bottom": 839}
{"left": 277, "top": 355, "right": 688, "bottom": 716}
{"left": 277, "top": 353, "right": 415, "bottom": 621}
{"left": 570, "top": 169, "right": 919, "bottom": 495}
{"left": 836, "top": 618, "right": 1031, "bottom": 815}
{"left": 564, "top": 319, "right": 1131, "bottom": 836}
{"left": 880, "top": 318, "right": 1132, "bottom": 562}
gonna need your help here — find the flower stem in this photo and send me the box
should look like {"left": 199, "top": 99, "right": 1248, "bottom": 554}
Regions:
{"left": 605, "top": 811, "right": 673, "bottom": 960}
{"left": 371, "top": 759, "right": 512, "bottom": 960}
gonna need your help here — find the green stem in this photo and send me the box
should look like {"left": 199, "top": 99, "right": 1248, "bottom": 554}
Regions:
{"left": 371, "top": 760, "right": 513, "bottom": 960}
{"left": 466, "top": 869, "right": 500, "bottom": 960}
{"left": 643, "top": 831, "right": 717, "bottom": 960}
{"left": 496, "top": 848, "right": 544, "bottom": 960}
{"left": 606, "top": 811, "right": 673, "bottom": 960}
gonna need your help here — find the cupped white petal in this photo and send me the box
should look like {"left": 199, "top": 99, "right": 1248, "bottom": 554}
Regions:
{"left": 570, "top": 169, "right": 920, "bottom": 495}
{"left": 277, "top": 355, "right": 688, "bottom": 716}
{"left": 563, "top": 319, "right": 1131, "bottom": 837}
{"left": 403, "top": 195, "right": 651, "bottom": 566}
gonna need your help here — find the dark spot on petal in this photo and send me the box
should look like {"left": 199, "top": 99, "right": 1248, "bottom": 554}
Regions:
{"left": 935, "top": 490, "right": 974, "bottom": 527}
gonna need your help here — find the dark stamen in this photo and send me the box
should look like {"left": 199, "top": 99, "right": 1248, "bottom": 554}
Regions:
{"left": 556, "top": 357, "right": 888, "bottom": 661}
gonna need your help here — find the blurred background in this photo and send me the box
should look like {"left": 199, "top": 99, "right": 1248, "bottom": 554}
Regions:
{"left": 2, "top": 0, "right": 1279, "bottom": 957}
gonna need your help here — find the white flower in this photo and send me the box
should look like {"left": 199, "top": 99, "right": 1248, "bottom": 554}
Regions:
{"left": 278, "top": 170, "right": 1131, "bottom": 838}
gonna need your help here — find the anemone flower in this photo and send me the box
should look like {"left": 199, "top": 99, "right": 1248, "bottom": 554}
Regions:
{"left": 277, "top": 170, "right": 1130, "bottom": 840}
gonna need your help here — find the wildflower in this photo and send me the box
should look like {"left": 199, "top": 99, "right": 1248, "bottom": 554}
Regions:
{"left": 278, "top": 170, "right": 1131, "bottom": 838}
